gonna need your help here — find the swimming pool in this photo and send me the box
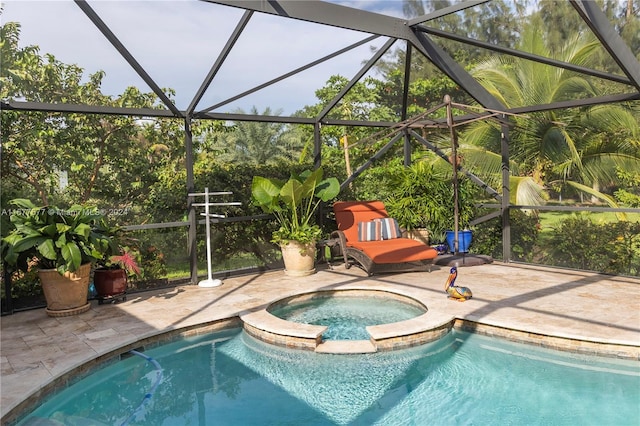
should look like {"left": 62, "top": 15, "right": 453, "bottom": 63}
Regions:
{"left": 18, "top": 328, "right": 639, "bottom": 425}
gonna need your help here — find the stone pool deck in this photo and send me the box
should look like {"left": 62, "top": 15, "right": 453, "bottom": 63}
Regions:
{"left": 2, "top": 262, "right": 640, "bottom": 423}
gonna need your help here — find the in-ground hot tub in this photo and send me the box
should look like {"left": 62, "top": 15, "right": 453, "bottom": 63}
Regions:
{"left": 240, "top": 289, "right": 453, "bottom": 354}
{"left": 269, "top": 291, "right": 427, "bottom": 340}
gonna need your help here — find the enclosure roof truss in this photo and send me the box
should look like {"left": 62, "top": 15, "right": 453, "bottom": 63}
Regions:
{"left": 2, "top": 0, "right": 639, "bottom": 124}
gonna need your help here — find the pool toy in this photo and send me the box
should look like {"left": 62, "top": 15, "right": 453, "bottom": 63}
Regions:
{"left": 445, "top": 266, "right": 472, "bottom": 301}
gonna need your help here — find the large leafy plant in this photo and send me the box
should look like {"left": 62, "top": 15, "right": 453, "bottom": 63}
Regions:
{"left": 251, "top": 168, "right": 340, "bottom": 244}
{"left": 2, "top": 199, "right": 113, "bottom": 275}
{"left": 384, "top": 161, "right": 478, "bottom": 242}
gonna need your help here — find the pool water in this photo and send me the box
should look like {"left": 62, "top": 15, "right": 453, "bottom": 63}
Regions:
{"left": 269, "top": 295, "right": 426, "bottom": 340}
{"left": 18, "top": 329, "right": 639, "bottom": 426}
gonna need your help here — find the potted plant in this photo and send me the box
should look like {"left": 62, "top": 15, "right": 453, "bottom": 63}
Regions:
{"left": 93, "top": 246, "right": 141, "bottom": 302}
{"left": 91, "top": 220, "right": 142, "bottom": 302}
{"left": 1, "top": 199, "right": 112, "bottom": 316}
{"left": 251, "top": 167, "right": 340, "bottom": 276}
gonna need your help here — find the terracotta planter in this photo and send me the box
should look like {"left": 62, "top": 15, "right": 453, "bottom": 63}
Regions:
{"left": 94, "top": 268, "right": 127, "bottom": 297}
{"left": 280, "top": 240, "right": 316, "bottom": 277}
{"left": 39, "top": 263, "right": 91, "bottom": 317}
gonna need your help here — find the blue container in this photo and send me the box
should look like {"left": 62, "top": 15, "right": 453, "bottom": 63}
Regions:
{"left": 445, "top": 230, "right": 473, "bottom": 253}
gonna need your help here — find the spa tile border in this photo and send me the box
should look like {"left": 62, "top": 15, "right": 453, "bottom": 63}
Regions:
{"left": 272, "top": 288, "right": 427, "bottom": 308}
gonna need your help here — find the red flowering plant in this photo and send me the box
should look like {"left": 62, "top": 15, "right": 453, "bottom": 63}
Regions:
{"left": 93, "top": 220, "right": 143, "bottom": 279}
{"left": 105, "top": 248, "right": 142, "bottom": 278}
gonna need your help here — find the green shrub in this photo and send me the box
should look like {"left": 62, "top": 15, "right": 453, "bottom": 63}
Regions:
{"left": 363, "top": 160, "right": 480, "bottom": 242}
{"left": 473, "top": 210, "right": 540, "bottom": 261}
{"left": 543, "top": 215, "right": 640, "bottom": 276}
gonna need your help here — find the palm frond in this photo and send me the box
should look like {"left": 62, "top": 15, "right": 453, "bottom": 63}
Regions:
{"left": 565, "top": 180, "right": 619, "bottom": 207}
{"left": 510, "top": 176, "right": 548, "bottom": 206}
{"left": 580, "top": 152, "right": 640, "bottom": 186}
{"left": 584, "top": 105, "right": 640, "bottom": 139}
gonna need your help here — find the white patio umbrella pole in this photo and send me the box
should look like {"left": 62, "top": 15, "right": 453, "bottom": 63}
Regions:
{"left": 199, "top": 188, "right": 222, "bottom": 288}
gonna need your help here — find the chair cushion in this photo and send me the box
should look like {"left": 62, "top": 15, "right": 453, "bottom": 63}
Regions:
{"left": 346, "top": 238, "right": 438, "bottom": 263}
{"left": 334, "top": 201, "right": 389, "bottom": 243}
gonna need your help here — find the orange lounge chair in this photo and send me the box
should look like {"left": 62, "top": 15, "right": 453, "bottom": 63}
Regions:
{"left": 331, "top": 201, "right": 438, "bottom": 275}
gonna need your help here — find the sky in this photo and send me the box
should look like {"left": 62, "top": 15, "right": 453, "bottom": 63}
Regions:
{"left": 2, "top": 0, "right": 408, "bottom": 115}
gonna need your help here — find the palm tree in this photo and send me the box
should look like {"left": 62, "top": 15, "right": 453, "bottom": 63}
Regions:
{"left": 461, "top": 19, "right": 640, "bottom": 206}
{"left": 204, "top": 106, "right": 305, "bottom": 166}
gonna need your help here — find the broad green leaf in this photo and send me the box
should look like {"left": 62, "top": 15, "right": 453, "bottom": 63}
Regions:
{"left": 9, "top": 198, "right": 37, "bottom": 209}
{"left": 280, "top": 179, "right": 304, "bottom": 208}
{"left": 73, "top": 223, "right": 91, "bottom": 239}
{"left": 61, "top": 242, "right": 82, "bottom": 272}
{"left": 14, "top": 224, "right": 42, "bottom": 237}
{"left": 37, "top": 239, "right": 57, "bottom": 260}
{"left": 55, "top": 233, "right": 67, "bottom": 248}
{"left": 3, "top": 246, "right": 19, "bottom": 265}
{"left": 315, "top": 177, "right": 340, "bottom": 201}
{"left": 3, "top": 235, "right": 45, "bottom": 253}
{"left": 300, "top": 168, "right": 323, "bottom": 199}
{"left": 56, "top": 223, "right": 72, "bottom": 233}
{"left": 251, "top": 176, "right": 282, "bottom": 212}
{"left": 39, "top": 224, "right": 57, "bottom": 237}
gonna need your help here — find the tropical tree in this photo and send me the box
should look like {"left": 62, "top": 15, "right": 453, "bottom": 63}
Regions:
{"left": 537, "top": 0, "right": 640, "bottom": 68}
{"left": 295, "top": 75, "right": 397, "bottom": 183}
{"left": 0, "top": 21, "right": 186, "bottom": 224}
{"left": 2, "top": 19, "right": 264, "bottom": 218}
{"left": 461, "top": 18, "right": 640, "bottom": 206}
{"left": 373, "top": 0, "right": 518, "bottom": 113}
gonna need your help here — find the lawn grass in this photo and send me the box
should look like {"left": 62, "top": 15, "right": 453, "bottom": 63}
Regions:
{"left": 538, "top": 211, "right": 640, "bottom": 233}
{"left": 165, "top": 253, "right": 274, "bottom": 279}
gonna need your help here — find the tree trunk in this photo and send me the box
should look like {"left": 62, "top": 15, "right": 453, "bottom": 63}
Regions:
{"left": 591, "top": 180, "right": 600, "bottom": 204}
{"left": 13, "top": 159, "right": 48, "bottom": 205}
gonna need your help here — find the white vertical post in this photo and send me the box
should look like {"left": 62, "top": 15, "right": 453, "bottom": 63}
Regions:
{"left": 199, "top": 188, "right": 222, "bottom": 287}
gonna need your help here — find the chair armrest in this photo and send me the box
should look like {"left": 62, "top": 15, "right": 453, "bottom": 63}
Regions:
{"left": 330, "top": 230, "right": 347, "bottom": 248}
{"left": 330, "top": 230, "right": 351, "bottom": 269}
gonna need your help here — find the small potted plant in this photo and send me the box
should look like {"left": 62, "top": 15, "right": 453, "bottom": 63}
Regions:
{"left": 1, "top": 199, "right": 112, "bottom": 316}
{"left": 93, "top": 247, "right": 141, "bottom": 302}
{"left": 251, "top": 167, "right": 340, "bottom": 276}
{"left": 92, "top": 220, "right": 141, "bottom": 302}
